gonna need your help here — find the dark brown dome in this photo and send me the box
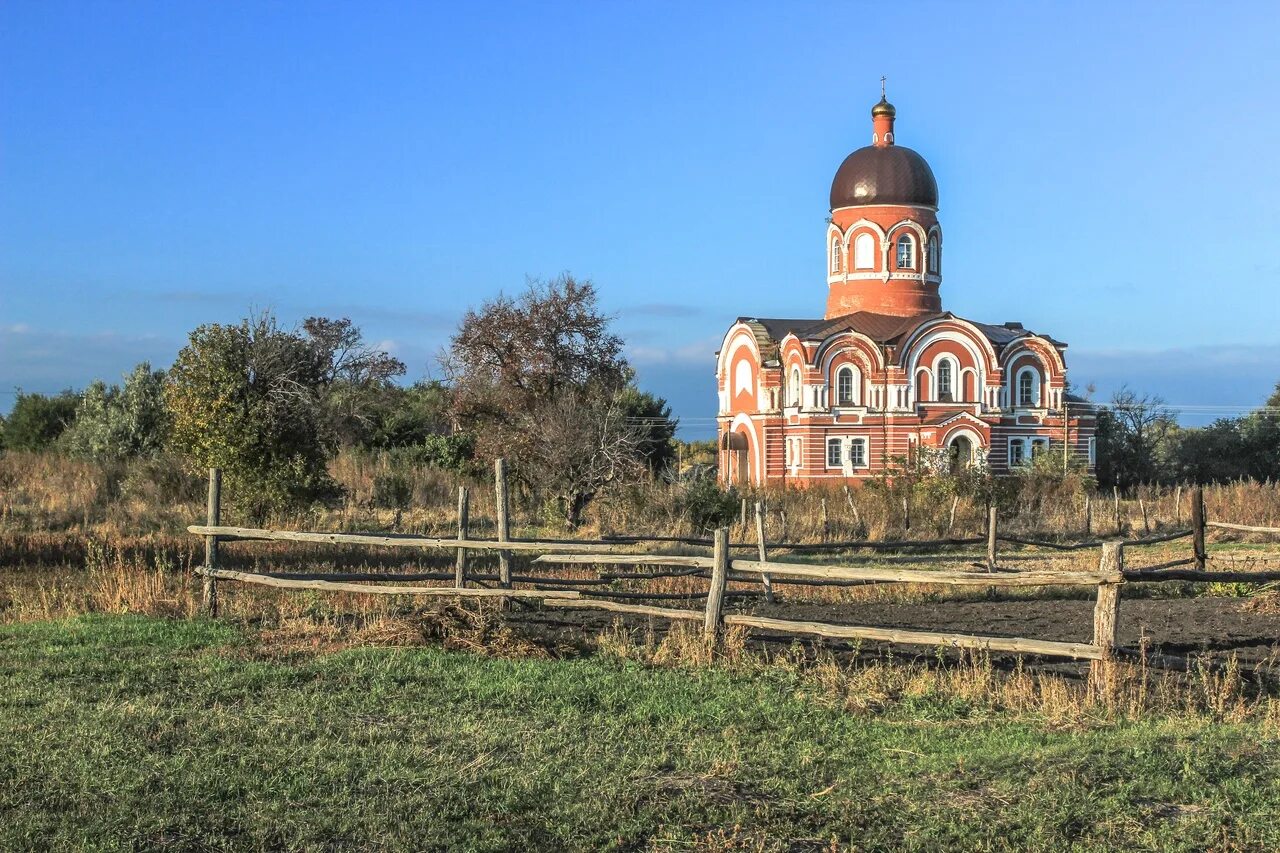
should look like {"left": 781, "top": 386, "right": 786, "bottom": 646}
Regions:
{"left": 829, "top": 145, "right": 938, "bottom": 209}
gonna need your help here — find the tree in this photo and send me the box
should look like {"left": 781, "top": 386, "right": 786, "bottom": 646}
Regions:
{"left": 442, "top": 274, "right": 668, "bottom": 526}
{"left": 519, "top": 385, "right": 647, "bottom": 527}
{"left": 1, "top": 390, "right": 79, "bottom": 451}
{"left": 614, "top": 386, "right": 678, "bottom": 476}
{"left": 165, "top": 312, "right": 340, "bottom": 519}
{"left": 348, "top": 381, "right": 454, "bottom": 451}
{"left": 62, "top": 363, "right": 169, "bottom": 460}
{"left": 1095, "top": 387, "right": 1176, "bottom": 488}
{"left": 300, "top": 317, "right": 407, "bottom": 447}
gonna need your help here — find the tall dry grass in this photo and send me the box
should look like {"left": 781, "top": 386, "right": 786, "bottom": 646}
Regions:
{"left": 597, "top": 620, "right": 1280, "bottom": 730}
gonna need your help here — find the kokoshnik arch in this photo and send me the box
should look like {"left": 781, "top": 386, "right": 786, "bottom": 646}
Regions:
{"left": 716, "top": 93, "right": 1096, "bottom": 486}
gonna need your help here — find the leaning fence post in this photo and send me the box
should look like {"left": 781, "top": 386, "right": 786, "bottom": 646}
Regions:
{"left": 1192, "top": 486, "right": 1207, "bottom": 569}
{"left": 455, "top": 485, "right": 470, "bottom": 588}
{"left": 704, "top": 527, "right": 729, "bottom": 643}
{"left": 1084, "top": 493, "right": 1092, "bottom": 537}
{"left": 203, "top": 468, "right": 221, "bottom": 617}
{"left": 1090, "top": 541, "right": 1124, "bottom": 697}
{"left": 494, "top": 458, "right": 512, "bottom": 589}
{"left": 986, "top": 504, "right": 998, "bottom": 571}
{"left": 1113, "top": 485, "right": 1122, "bottom": 534}
{"left": 754, "top": 500, "right": 774, "bottom": 603}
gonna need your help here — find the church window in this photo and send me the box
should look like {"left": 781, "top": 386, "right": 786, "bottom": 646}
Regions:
{"left": 835, "top": 365, "right": 859, "bottom": 406}
{"left": 830, "top": 237, "right": 842, "bottom": 273}
{"left": 826, "top": 437, "right": 843, "bottom": 467}
{"left": 789, "top": 366, "right": 802, "bottom": 407}
{"left": 1030, "top": 437, "right": 1048, "bottom": 458}
{"left": 927, "top": 235, "right": 939, "bottom": 272}
{"left": 1017, "top": 368, "right": 1039, "bottom": 407}
{"left": 854, "top": 233, "right": 875, "bottom": 269}
{"left": 848, "top": 437, "right": 867, "bottom": 467}
{"left": 1009, "top": 438, "right": 1027, "bottom": 467}
{"left": 937, "top": 359, "right": 954, "bottom": 401}
{"left": 896, "top": 234, "right": 916, "bottom": 269}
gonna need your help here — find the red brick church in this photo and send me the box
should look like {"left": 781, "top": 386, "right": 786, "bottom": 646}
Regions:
{"left": 717, "top": 93, "right": 1095, "bottom": 485}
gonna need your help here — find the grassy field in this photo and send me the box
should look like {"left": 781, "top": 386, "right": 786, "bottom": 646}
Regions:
{"left": 2, "top": 615, "right": 1278, "bottom": 851}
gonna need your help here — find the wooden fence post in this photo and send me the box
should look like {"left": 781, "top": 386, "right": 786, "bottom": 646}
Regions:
{"left": 1138, "top": 494, "right": 1151, "bottom": 535}
{"left": 986, "top": 504, "right": 998, "bottom": 572}
{"left": 754, "top": 500, "right": 774, "bottom": 604}
{"left": 1113, "top": 486, "right": 1122, "bottom": 534}
{"left": 740, "top": 498, "right": 747, "bottom": 529}
{"left": 1090, "top": 541, "right": 1124, "bottom": 698}
{"left": 1191, "top": 486, "right": 1207, "bottom": 569}
{"left": 1084, "top": 493, "right": 1092, "bottom": 537}
{"left": 704, "top": 527, "right": 729, "bottom": 643}
{"left": 494, "top": 458, "right": 512, "bottom": 589}
{"left": 1174, "top": 484, "right": 1183, "bottom": 527}
{"left": 203, "top": 468, "right": 221, "bottom": 617}
{"left": 455, "top": 485, "right": 470, "bottom": 588}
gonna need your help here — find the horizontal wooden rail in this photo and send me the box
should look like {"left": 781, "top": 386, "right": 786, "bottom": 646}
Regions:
{"left": 221, "top": 570, "right": 613, "bottom": 586}
{"left": 728, "top": 559, "right": 1120, "bottom": 587}
{"left": 540, "top": 598, "right": 704, "bottom": 621}
{"left": 1124, "top": 568, "right": 1280, "bottom": 583}
{"left": 721, "top": 614, "right": 1105, "bottom": 660}
{"left": 1207, "top": 521, "right": 1280, "bottom": 535}
{"left": 998, "top": 529, "right": 1192, "bottom": 551}
{"left": 533, "top": 554, "right": 714, "bottom": 568}
{"left": 188, "top": 525, "right": 622, "bottom": 554}
{"left": 195, "top": 568, "right": 582, "bottom": 599}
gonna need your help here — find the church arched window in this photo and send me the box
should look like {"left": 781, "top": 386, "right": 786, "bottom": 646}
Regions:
{"left": 896, "top": 234, "right": 916, "bottom": 269}
{"left": 927, "top": 235, "right": 939, "bottom": 272}
{"left": 854, "top": 233, "right": 875, "bottom": 270}
{"left": 1016, "top": 367, "right": 1040, "bottom": 408}
{"left": 835, "top": 365, "right": 860, "bottom": 406}
{"left": 830, "top": 236, "right": 842, "bottom": 274}
{"left": 789, "top": 366, "right": 802, "bottom": 407}
{"left": 937, "top": 359, "right": 954, "bottom": 401}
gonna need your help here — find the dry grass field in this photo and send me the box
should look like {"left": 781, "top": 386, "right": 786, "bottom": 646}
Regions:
{"left": 3, "top": 450, "right": 1280, "bottom": 849}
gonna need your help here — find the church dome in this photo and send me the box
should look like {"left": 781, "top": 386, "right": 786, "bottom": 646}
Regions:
{"left": 829, "top": 144, "right": 938, "bottom": 209}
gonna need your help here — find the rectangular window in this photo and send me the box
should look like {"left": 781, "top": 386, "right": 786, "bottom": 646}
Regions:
{"left": 1009, "top": 438, "right": 1026, "bottom": 467}
{"left": 1030, "top": 438, "right": 1048, "bottom": 458}
{"left": 826, "top": 437, "right": 842, "bottom": 467}
{"left": 849, "top": 438, "right": 867, "bottom": 468}
{"left": 1088, "top": 437, "right": 1096, "bottom": 466}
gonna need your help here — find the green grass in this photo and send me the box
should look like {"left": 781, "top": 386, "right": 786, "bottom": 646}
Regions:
{"left": 1, "top": 616, "right": 1278, "bottom": 851}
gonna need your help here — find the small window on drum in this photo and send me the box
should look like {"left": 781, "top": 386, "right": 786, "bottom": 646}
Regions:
{"left": 830, "top": 237, "right": 842, "bottom": 274}
{"left": 896, "top": 234, "right": 916, "bottom": 269}
{"left": 927, "top": 235, "right": 939, "bottom": 272}
{"left": 854, "top": 233, "right": 875, "bottom": 270}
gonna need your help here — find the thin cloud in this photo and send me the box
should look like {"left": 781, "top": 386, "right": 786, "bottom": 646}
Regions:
{"left": 624, "top": 302, "right": 707, "bottom": 318}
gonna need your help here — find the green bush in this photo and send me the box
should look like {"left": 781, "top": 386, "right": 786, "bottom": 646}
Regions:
{"left": 1, "top": 391, "right": 79, "bottom": 451}
{"left": 63, "top": 363, "right": 169, "bottom": 461}
{"left": 371, "top": 473, "right": 414, "bottom": 510}
{"left": 679, "top": 479, "right": 741, "bottom": 533}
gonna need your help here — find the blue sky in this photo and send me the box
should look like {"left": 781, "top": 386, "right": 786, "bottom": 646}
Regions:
{"left": 3, "top": 1, "right": 1278, "bottom": 438}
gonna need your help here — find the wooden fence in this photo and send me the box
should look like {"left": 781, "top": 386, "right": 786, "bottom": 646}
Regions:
{"left": 191, "top": 466, "right": 1280, "bottom": 680}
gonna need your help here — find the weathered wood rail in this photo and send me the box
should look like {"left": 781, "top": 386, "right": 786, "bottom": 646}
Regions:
{"left": 190, "top": 471, "right": 1279, "bottom": 676}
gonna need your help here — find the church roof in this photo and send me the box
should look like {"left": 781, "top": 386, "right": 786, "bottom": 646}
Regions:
{"left": 830, "top": 144, "right": 938, "bottom": 209}
{"left": 737, "top": 311, "right": 1066, "bottom": 355}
